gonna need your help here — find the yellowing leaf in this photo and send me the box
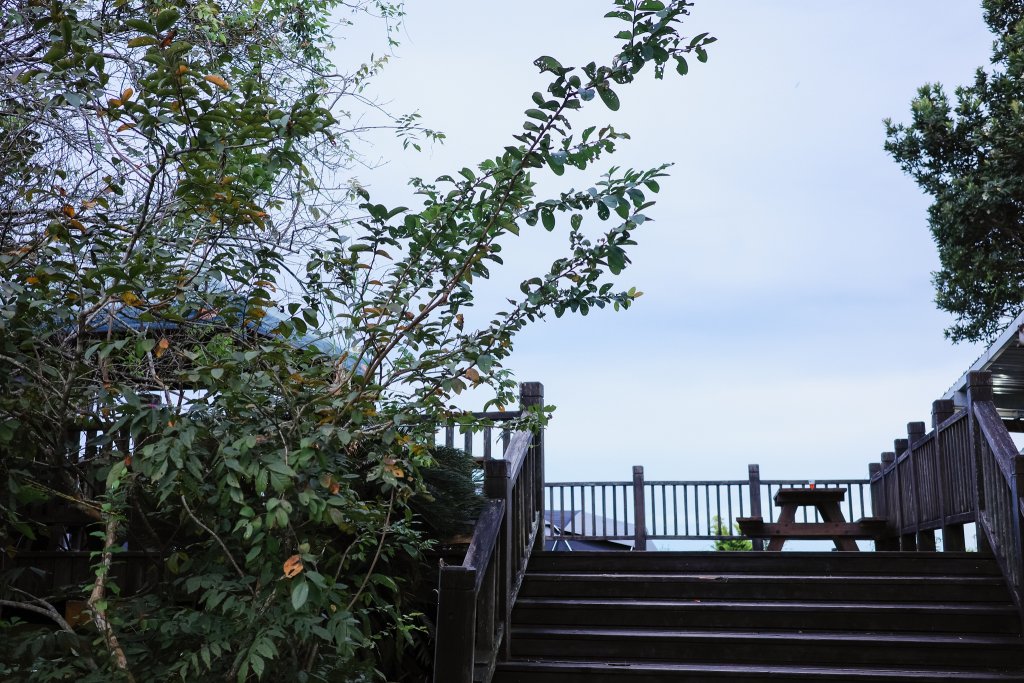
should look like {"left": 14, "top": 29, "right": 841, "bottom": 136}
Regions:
{"left": 81, "top": 200, "right": 98, "bottom": 210}
{"left": 26, "top": 276, "right": 40, "bottom": 285}
{"left": 465, "top": 367, "right": 480, "bottom": 383}
{"left": 62, "top": 205, "right": 75, "bottom": 218}
{"left": 126, "top": 36, "right": 157, "bottom": 48}
{"left": 283, "top": 554, "right": 303, "bottom": 578}
{"left": 121, "top": 292, "right": 142, "bottom": 306}
{"left": 204, "top": 74, "right": 230, "bottom": 90}
{"left": 68, "top": 219, "right": 85, "bottom": 231}
{"left": 121, "top": 87, "right": 134, "bottom": 101}
{"left": 116, "top": 122, "right": 136, "bottom": 132}
{"left": 177, "top": 64, "right": 189, "bottom": 75}
{"left": 155, "top": 338, "right": 170, "bottom": 358}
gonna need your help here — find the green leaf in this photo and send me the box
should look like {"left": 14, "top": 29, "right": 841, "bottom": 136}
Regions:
{"left": 598, "top": 86, "right": 620, "bottom": 111}
{"left": 608, "top": 246, "right": 627, "bottom": 274}
{"left": 477, "top": 354, "right": 494, "bottom": 373}
{"left": 541, "top": 210, "right": 555, "bottom": 230}
{"left": 127, "top": 36, "right": 158, "bottom": 48}
{"left": 155, "top": 8, "right": 180, "bottom": 32}
{"left": 291, "top": 578, "right": 309, "bottom": 609}
{"left": 126, "top": 19, "right": 157, "bottom": 34}
{"left": 533, "top": 55, "right": 563, "bottom": 74}
{"left": 675, "top": 57, "right": 689, "bottom": 76}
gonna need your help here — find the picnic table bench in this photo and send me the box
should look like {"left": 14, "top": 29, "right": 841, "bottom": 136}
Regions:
{"left": 737, "top": 487, "right": 887, "bottom": 551}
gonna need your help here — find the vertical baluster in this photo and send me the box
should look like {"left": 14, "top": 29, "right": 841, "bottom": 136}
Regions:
{"left": 672, "top": 485, "right": 679, "bottom": 536}
{"left": 663, "top": 483, "right": 671, "bottom": 536}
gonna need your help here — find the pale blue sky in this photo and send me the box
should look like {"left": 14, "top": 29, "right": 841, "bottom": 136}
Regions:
{"left": 339, "top": 2, "right": 996, "bottom": 483}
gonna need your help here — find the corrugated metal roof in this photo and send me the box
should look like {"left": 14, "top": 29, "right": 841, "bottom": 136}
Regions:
{"left": 943, "top": 310, "right": 1024, "bottom": 415}
{"left": 79, "top": 292, "right": 364, "bottom": 372}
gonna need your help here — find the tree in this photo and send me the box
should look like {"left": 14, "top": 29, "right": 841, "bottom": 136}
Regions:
{"left": 0, "top": 0, "right": 715, "bottom": 679}
{"left": 711, "top": 516, "right": 751, "bottom": 551}
{"left": 885, "top": 0, "right": 1024, "bottom": 344}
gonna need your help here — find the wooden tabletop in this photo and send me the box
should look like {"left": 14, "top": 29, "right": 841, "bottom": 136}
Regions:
{"left": 773, "top": 487, "right": 846, "bottom": 506}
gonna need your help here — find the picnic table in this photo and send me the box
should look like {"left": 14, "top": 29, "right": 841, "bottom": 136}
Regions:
{"left": 737, "top": 488, "right": 887, "bottom": 551}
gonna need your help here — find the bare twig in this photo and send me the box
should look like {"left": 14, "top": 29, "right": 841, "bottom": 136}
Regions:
{"left": 179, "top": 495, "right": 255, "bottom": 597}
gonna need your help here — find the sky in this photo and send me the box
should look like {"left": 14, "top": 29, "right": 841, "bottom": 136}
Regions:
{"left": 336, "top": 1, "right": 997, "bottom": 485}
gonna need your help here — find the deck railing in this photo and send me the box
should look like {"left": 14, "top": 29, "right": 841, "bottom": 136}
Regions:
{"left": 545, "top": 466, "right": 872, "bottom": 550}
{"left": 870, "top": 371, "right": 1024, "bottom": 614}
{"left": 432, "top": 383, "right": 545, "bottom": 683}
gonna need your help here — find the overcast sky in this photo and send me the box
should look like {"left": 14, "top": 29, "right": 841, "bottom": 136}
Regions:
{"left": 339, "top": 1, "right": 996, "bottom": 484}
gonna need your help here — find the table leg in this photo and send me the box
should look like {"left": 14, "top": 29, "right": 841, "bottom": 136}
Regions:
{"left": 766, "top": 505, "right": 797, "bottom": 551}
{"left": 818, "top": 502, "right": 859, "bottom": 551}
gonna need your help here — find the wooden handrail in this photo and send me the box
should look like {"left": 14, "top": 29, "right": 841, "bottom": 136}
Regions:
{"left": 433, "top": 382, "right": 544, "bottom": 683}
{"left": 974, "top": 401, "right": 1021, "bottom": 487}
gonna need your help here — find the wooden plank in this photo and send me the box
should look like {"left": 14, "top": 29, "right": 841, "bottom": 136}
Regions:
{"left": 739, "top": 521, "right": 889, "bottom": 539}
{"left": 773, "top": 488, "right": 846, "bottom": 505}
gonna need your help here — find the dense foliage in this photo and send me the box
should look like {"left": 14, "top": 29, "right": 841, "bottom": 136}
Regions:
{"left": 885, "top": 0, "right": 1024, "bottom": 343}
{"left": 0, "top": 0, "right": 714, "bottom": 679}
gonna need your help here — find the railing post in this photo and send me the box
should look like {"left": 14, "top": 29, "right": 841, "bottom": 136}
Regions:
{"left": 893, "top": 438, "right": 916, "bottom": 551}
{"left": 748, "top": 464, "right": 764, "bottom": 551}
{"left": 434, "top": 566, "right": 477, "bottom": 683}
{"left": 632, "top": 465, "right": 647, "bottom": 551}
{"left": 1011, "top": 455, "right": 1024, "bottom": 596}
{"left": 877, "top": 452, "right": 899, "bottom": 550}
{"left": 932, "top": 399, "right": 964, "bottom": 551}
{"left": 520, "top": 382, "right": 545, "bottom": 554}
{"left": 967, "top": 372, "right": 993, "bottom": 560}
{"left": 908, "top": 421, "right": 934, "bottom": 551}
{"left": 483, "top": 457, "right": 512, "bottom": 660}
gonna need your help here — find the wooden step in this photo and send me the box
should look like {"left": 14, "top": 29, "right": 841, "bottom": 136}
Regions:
{"left": 526, "top": 551, "right": 1003, "bottom": 576}
{"left": 519, "top": 572, "right": 1013, "bottom": 603}
{"left": 493, "top": 660, "right": 1024, "bottom": 682}
{"left": 509, "top": 627, "right": 1024, "bottom": 668}
{"left": 511, "top": 597, "right": 1022, "bottom": 634}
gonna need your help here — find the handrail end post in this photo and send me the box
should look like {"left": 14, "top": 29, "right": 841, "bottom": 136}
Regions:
{"left": 632, "top": 465, "right": 647, "bottom": 551}
{"left": 748, "top": 464, "right": 764, "bottom": 551}
{"left": 434, "top": 566, "right": 478, "bottom": 683}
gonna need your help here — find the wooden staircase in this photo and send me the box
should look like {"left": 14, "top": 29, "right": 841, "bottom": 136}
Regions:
{"left": 492, "top": 551, "right": 1024, "bottom": 682}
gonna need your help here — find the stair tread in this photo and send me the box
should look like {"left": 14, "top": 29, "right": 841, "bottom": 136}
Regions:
{"left": 513, "top": 625, "right": 1024, "bottom": 646}
{"left": 525, "top": 571, "right": 1005, "bottom": 583}
{"left": 496, "top": 659, "right": 1024, "bottom": 680}
{"left": 515, "top": 597, "right": 1018, "bottom": 612}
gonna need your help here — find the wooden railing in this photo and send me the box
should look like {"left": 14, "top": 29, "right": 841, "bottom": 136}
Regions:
{"left": 870, "top": 371, "right": 1024, "bottom": 613}
{"left": 433, "top": 382, "right": 545, "bottom": 683}
{"left": 545, "top": 465, "right": 872, "bottom": 550}
{"left": 441, "top": 411, "right": 521, "bottom": 460}
{"left": 870, "top": 401, "right": 974, "bottom": 551}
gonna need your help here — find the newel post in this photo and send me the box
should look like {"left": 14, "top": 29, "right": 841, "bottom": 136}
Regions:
{"left": 876, "top": 452, "right": 899, "bottom": 551}
{"left": 632, "top": 466, "right": 647, "bottom": 551}
{"left": 519, "top": 382, "right": 545, "bottom": 553}
{"left": 892, "top": 438, "right": 915, "bottom": 551}
{"left": 748, "top": 464, "right": 764, "bottom": 551}
{"left": 933, "top": 399, "right": 964, "bottom": 551}
{"left": 966, "top": 371, "right": 993, "bottom": 521}
{"left": 434, "top": 566, "right": 477, "bottom": 683}
{"left": 908, "top": 421, "right": 935, "bottom": 551}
